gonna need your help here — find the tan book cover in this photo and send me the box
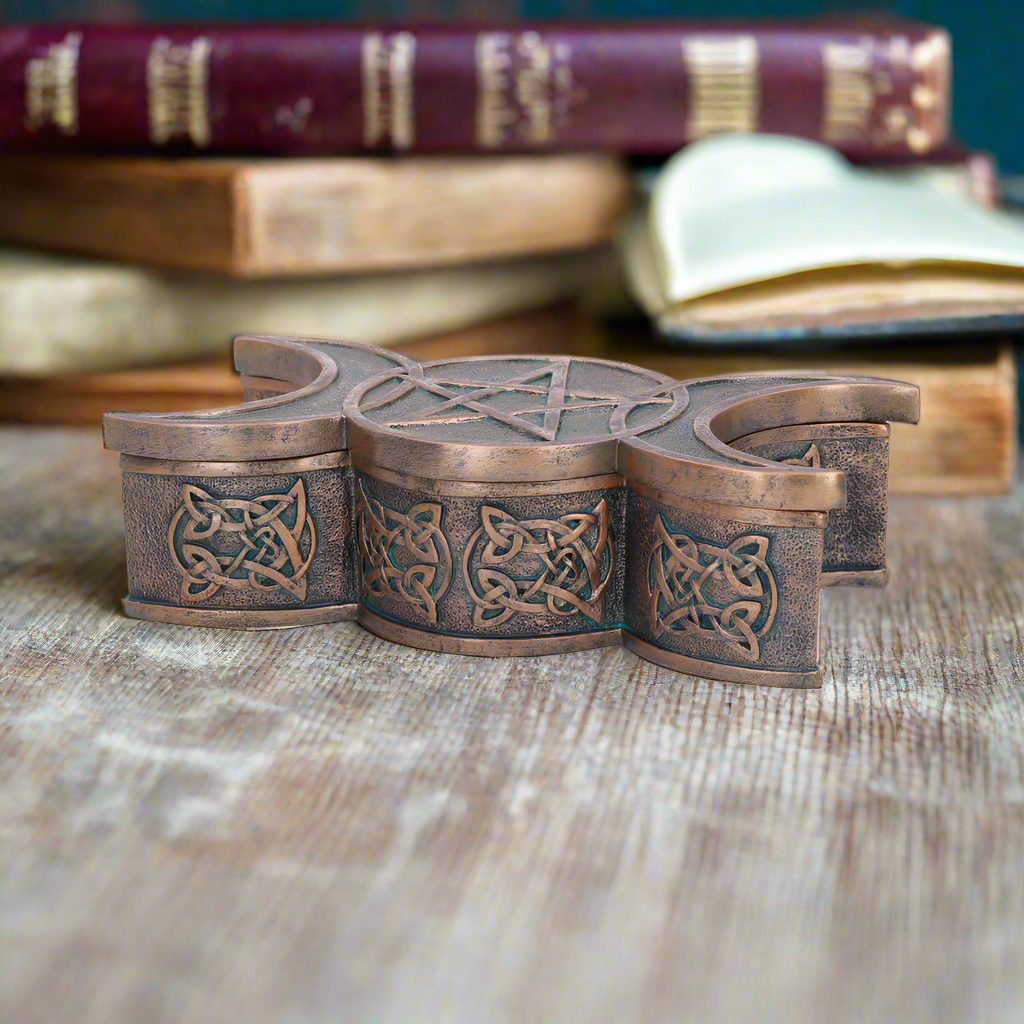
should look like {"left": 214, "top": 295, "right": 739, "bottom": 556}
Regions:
{"left": 0, "top": 154, "right": 630, "bottom": 278}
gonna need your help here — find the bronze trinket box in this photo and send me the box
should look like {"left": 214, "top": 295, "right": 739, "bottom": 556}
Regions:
{"left": 103, "top": 337, "right": 919, "bottom": 687}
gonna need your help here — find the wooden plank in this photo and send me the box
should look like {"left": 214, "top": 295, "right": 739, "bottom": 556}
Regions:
{"left": 0, "top": 154, "right": 631, "bottom": 276}
{"left": 0, "top": 427, "right": 1020, "bottom": 1023}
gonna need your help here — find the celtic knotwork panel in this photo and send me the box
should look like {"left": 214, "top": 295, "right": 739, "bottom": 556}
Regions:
{"left": 648, "top": 517, "right": 778, "bottom": 662}
{"left": 462, "top": 500, "right": 614, "bottom": 628}
{"left": 168, "top": 479, "right": 316, "bottom": 603}
{"left": 783, "top": 443, "right": 821, "bottom": 468}
{"left": 356, "top": 479, "right": 452, "bottom": 625}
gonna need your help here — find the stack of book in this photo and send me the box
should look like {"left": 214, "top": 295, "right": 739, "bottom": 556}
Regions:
{"left": 0, "top": 24, "right": 639, "bottom": 381}
{"left": 0, "top": 19, "right": 1016, "bottom": 492}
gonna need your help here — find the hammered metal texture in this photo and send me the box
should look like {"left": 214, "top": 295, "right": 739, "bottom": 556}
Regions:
{"left": 732, "top": 424, "right": 891, "bottom": 578}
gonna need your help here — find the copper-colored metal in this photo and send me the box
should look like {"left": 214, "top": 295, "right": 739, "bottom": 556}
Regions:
{"left": 122, "top": 601, "right": 360, "bottom": 629}
{"left": 103, "top": 337, "right": 920, "bottom": 687}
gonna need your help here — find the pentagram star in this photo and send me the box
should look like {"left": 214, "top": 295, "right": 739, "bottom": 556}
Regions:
{"left": 364, "top": 360, "right": 675, "bottom": 442}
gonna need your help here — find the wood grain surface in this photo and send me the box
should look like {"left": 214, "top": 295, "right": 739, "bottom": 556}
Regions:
{"left": 0, "top": 427, "right": 1022, "bottom": 1024}
{"left": 0, "top": 154, "right": 630, "bottom": 277}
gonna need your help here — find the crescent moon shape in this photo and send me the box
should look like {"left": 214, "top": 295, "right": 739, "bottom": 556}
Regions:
{"left": 619, "top": 370, "right": 920, "bottom": 511}
{"left": 102, "top": 335, "right": 419, "bottom": 462}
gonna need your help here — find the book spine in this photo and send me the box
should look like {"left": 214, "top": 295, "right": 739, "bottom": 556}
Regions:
{"left": 0, "top": 23, "right": 951, "bottom": 157}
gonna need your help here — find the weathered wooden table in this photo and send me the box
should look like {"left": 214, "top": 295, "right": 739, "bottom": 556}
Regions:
{"left": 1, "top": 426, "right": 1022, "bottom": 1024}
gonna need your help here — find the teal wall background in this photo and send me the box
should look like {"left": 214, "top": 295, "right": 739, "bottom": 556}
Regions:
{"left": 2, "top": 2, "right": 1021, "bottom": 170}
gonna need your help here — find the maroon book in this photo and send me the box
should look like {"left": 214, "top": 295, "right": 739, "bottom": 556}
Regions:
{"left": 0, "top": 21, "right": 951, "bottom": 158}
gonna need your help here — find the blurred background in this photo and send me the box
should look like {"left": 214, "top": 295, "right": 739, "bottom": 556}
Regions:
{"left": 0, "top": 0, "right": 1020, "bottom": 493}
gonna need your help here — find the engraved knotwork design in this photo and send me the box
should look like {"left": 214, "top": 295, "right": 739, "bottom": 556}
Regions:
{"left": 648, "top": 517, "right": 778, "bottom": 661}
{"left": 783, "top": 443, "right": 821, "bottom": 468}
{"left": 168, "top": 479, "right": 316, "bottom": 603}
{"left": 356, "top": 479, "right": 452, "bottom": 624}
{"left": 462, "top": 500, "right": 614, "bottom": 627}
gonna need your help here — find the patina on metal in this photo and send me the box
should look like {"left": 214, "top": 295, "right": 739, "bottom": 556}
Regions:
{"left": 103, "top": 336, "right": 920, "bottom": 687}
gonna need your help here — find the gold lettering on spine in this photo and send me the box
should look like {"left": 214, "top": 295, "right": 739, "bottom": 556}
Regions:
{"left": 682, "top": 36, "right": 759, "bottom": 139}
{"left": 146, "top": 36, "right": 212, "bottom": 147}
{"left": 362, "top": 33, "right": 383, "bottom": 146}
{"left": 514, "top": 32, "right": 553, "bottom": 145}
{"left": 908, "top": 29, "right": 950, "bottom": 154}
{"left": 475, "top": 31, "right": 581, "bottom": 148}
{"left": 476, "top": 32, "right": 515, "bottom": 148}
{"left": 822, "top": 40, "right": 876, "bottom": 145}
{"left": 24, "top": 32, "right": 82, "bottom": 134}
{"left": 361, "top": 32, "right": 416, "bottom": 150}
{"left": 388, "top": 33, "right": 416, "bottom": 149}
{"left": 823, "top": 30, "right": 949, "bottom": 153}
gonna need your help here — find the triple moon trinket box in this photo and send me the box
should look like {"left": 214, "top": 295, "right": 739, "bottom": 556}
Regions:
{"left": 103, "top": 337, "right": 919, "bottom": 688}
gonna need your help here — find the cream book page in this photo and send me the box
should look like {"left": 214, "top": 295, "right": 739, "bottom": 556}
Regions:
{"left": 640, "top": 135, "right": 1024, "bottom": 312}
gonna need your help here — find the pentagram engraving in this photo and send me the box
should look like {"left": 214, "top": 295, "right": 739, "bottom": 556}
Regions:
{"left": 462, "top": 500, "right": 614, "bottom": 627}
{"left": 356, "top": 478, "right": 453, "bottom": 625}
{"left": 648, "top": 517, "right": 778, "bottom": 662}
{"left": 168, "top": 479, "right": 316, "bottom": 603}
{"left": 356, "top": 357, "right": 688, "bottom": 443}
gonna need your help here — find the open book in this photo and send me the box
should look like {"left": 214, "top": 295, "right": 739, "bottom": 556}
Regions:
{"left": 623, "top": 135, "right": 1024, "bottom": 341}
